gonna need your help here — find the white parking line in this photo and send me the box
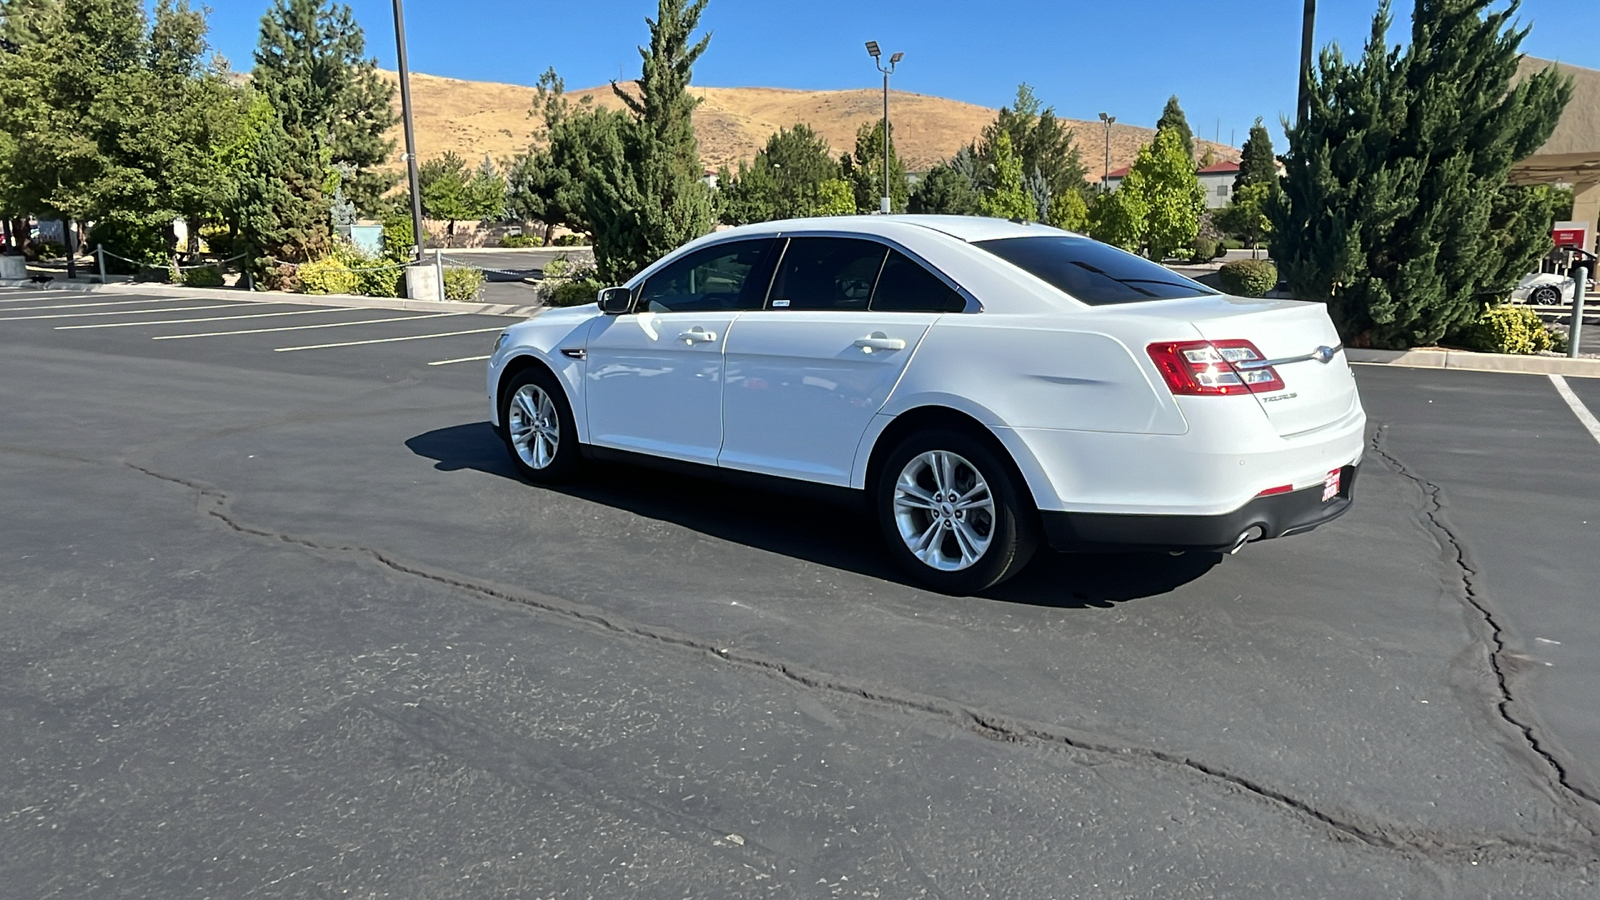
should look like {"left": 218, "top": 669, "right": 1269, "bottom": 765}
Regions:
{"left": 58, "top": 308, "right": 351, "bottom": 330}
{"left": 1550, "top": 374, "right": 1600, "bottom": 447}
{"left": 275, "top": 327, "right": 503, "bottom": 353}
{"left": 0, "top": 303, "right": 243, "bottom": 322}
{"left": 0, "top": 290, "right": 88, "bottom": 303}
{"left": 0, "top": 296, "right": 224, "bottom": 312}
{"left": 427, "top": 354, "right": 492, "bottom": 366}
{"left": 151, "top": 312, "right": 464, "bottom": 340}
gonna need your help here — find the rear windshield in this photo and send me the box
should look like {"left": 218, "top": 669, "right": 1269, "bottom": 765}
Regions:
{"left": 974, "top": 236, "right": 1218, "bottom": 305}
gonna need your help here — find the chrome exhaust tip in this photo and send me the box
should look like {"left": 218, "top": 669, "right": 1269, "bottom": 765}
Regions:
{"left": 1228, "top": 526, "right": 1265, "bottom": 555}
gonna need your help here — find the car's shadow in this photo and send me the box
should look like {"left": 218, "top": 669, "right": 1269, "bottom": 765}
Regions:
{"left": 405, "top": 422, "right": 1222, "bottom": 609}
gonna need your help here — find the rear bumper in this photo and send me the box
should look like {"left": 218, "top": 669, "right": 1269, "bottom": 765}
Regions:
{"left": 1040, "top": 464, "right": 1360, "bottom": 552}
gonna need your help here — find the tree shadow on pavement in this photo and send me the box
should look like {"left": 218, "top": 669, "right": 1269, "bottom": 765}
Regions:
{"left": 406, "top": 422, "right": 1221, "bottom": 609}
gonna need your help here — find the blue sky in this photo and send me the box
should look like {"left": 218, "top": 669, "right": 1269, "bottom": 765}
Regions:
{"left": 205, "top": 0, "right": 1599, "bottom": 149}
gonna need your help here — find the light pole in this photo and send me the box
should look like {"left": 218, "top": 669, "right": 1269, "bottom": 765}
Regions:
{"left": 1298, "top": 0, "right": 1316, "bottom": 126}
{"left": 392, "top": 0, "right": 425, "bottom": 260}
{"left": 1097, "top": 112, "right": 1116, "bottom": 189}
{"left": 865, "top": 41, "right": 903, "bottom": 215}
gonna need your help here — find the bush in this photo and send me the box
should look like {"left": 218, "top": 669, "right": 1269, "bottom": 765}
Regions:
{"left": 1220, "top": 238, "right": 1245, "bottom": 251}
{"left": 499, "top": 232, "right": 542, "bottom": 248}
{"left": 183, "top": 266, "right": 225, "bottom": 287}
{"left": 1463, "top": 304, "right": 1558, "bottom": 354}
{"left": 87, "top": 217, "right": 164, "bottom": 273}
{"left": 356, "top": 261, "right": 404, "bottom": 298}
{"left": 1188, "top": 237, "right": 1218, "bottom": 263}
{"left": 34, "top": 240, "right": 65, "bottom": 260}
{"left": 297, "top": 256, "right": 360, "bottom": 295}
{"left": 538, "top": 258, "right": 605, "bottom": 307}
{"left": 552, "top": 233, "right": 586, "bottom": 246}
{"left": 381, "top": 215, "right": 415, "bottom": 260}
{"left": 1219, "top": 259, "right": 1278, "bottom": 297}
{"left": 442, "top": 265, "right": 485, "bottom": 302}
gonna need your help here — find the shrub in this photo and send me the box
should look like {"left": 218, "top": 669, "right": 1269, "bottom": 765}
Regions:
{"left": 1188, "top": 237, "right": 1218, "bottom": 263}
{"left": 1219, "top": 259, "right": 1278, "bottom": 297}
{"left": 356, "top": 261, "right": 404, "bottom": 298}
{"left": 87, "top": 217, "right": 164, "bottom": 273}
{"left": 442, "top": 265, "right": 485, "bottom": 302}
{"left": 183, "top": 266, "right": 225, "bottom": 287}
{"left": 259, "top": 261, "right": 300, "bottom": 293}
{"left": 500, "top": 232, "right": 542, "bottom": 248}
{"left": 1463, "top": 304, "right": 1557, "bottom": 355}
{"left": 298, "top": 256, "right": 360, "bottom": 295}
{"left": 552, "top": 233, "right": 586, "bottom": 246}
{"left": 381, "top": 215, "right": 415, "bottom": 260}
{"left": 539, "top": 259, "right": 605, "bottom": 307}
{"left": 34, "top": 240, "right": 65, "bottom": 260}
{"left": 1219, "top": 238, "right": 1244, "bottom": 251}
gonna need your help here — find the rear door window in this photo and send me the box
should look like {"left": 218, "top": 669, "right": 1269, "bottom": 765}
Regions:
{"left": 637, "top": 239, "right": 776, "bottom": 312}
{"left": 870, "top": 249, "right": 966, "bottom": 312}
{"left": 766, "top": 237, "right": 888, "bottom": 311}
{"left": 975, "top": 235, "right": 1217, "bottom": 305}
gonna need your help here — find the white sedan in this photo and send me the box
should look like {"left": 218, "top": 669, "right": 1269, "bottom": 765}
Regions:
{"left": 487, "top": 216, "right": 1365, "bottom": 593}
{"left": 1511, "top": 271, "right": 1587, "bottom": 305}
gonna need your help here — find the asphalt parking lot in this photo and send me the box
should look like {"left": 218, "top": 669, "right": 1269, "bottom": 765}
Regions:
{"left": 2, "top": 285, "right": 1599, "bottom": 897}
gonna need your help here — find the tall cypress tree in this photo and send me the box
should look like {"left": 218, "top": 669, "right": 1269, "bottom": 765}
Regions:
{"left": 586, "top": 0, "right": 714, "bottom": 282}
{"left": 1272, "top": 0, "right": 1570, "bottom": 348}
{"left": 1233, "top": 118, "right": 1277, "bottom": 193}
{"left": 1156, "top": 95, "right": 1195, "bottom": 163}
{"left": 253, "top": 0, "right": 397, "bottom": 215}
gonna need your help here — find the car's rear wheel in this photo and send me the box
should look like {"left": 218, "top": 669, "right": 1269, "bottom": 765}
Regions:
{"left": 875, "top": 428, "right": 1038, "bottom": 594}
{"left": 500, "top": 367, "right": 580, "bottom": 482}
{"left": 1530, "top": 285, "right": 1562, "bottom": 305}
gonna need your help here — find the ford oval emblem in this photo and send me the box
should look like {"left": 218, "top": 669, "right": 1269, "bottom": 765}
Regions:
{"left": 1314, "top": 345, "right": 1337, "bottom": 364}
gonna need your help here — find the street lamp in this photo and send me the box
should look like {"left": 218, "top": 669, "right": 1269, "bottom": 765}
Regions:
{"left": 1298, "top": 0, "right": 1316, "bottom": 126}
{"left": 1097, "top": 112, "right": 1116, "bottom": 189}
{"left": 392, "top": 0, "right": 425, "bottom": 261}
{"left": 866, "top": 41, "right": 903, "bottom": 214}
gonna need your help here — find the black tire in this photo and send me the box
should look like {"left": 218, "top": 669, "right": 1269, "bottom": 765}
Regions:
{"left": 874, "top": 427, "right": 1038, "bottom": 594}
{"left": 1530, "top": 285, "right": 1562, "bottom": 305}
{"left": 499, "top": 366, "right": 582, "bottom": 483}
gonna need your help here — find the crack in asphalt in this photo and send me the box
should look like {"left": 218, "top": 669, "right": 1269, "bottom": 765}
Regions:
{"left": 120, "top": 459, "right": 1599, "bottom": 868}
{"left": 1369, "top": 426, "right": 1600, "bottom": 832}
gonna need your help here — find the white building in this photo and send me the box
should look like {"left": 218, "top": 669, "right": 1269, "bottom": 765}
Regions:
{"left": 1103, "top": 160, "right": 1242, "bottom": 210}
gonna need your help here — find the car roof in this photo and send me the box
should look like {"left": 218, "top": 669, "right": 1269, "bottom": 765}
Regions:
{"left": 712, "top": 214, "right": 1078, "bottom": 244}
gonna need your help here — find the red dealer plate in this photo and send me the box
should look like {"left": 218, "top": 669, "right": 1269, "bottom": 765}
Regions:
{"left": 1322, "top": 469, "right": 1341, "bottom": 502}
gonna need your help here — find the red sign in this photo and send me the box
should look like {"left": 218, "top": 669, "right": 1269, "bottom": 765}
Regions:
{"left": 1553, "top": 220, "right": 1590, "bottom": 250}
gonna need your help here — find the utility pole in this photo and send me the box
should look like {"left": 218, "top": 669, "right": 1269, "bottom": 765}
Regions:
{"left": 393, "top": 0, "right": 425, "bottom": 260}
{"left": 1299, "top": 0, "right": 1316, "bottom": 126}
{"left": 866, "top": 42, "right": 902, "bottom": 214}
{"left": 1097, "top": 112, "right": 1116, "bottom": 188}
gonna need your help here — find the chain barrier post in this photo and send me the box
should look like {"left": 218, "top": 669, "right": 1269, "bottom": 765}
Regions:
{"left": 96, "top": 244, "right": 105, "bottom": 284}
{"left": 434, "top": 248, "right": 444, "bottom": 299}
{"left": 1570, "top": 254, "right": 1591, "bottom": 360}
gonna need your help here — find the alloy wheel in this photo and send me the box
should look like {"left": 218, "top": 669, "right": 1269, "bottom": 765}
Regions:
{"left": 892, "top": 450, "right": 995, "bottom": 571}
{"left": 508, "top": 384, "right": 560, "bottom": 470}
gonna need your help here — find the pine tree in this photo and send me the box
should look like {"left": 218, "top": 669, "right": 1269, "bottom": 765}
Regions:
{"left": 908, "top": 161, "right": 980, "bottom": 215}
{"left": 845, "top": 119, "right": 909, "bottom": 214}
{"left": 505, "top": 69, "right": 619, "bottom": 243}
{"left": 979, "top": 131, "right": 1031, "bottom": 220}
{"left": 716, "top": 123, "right": 841, "bottom": 224}
{"left": 1233, "top": 118, "right": 1277, "bottom": 193}
{"left": 1272, "top": 0, "right": 1571, "bottom": 348}
{"left": 253, "top": 0, "right": 398, "bottom": 215}
{"left": 586, "top": 0, "right": 715, "bottom": 282}
{"left": 1156, "top": 95, "right": 1195, "bottom": 164}
{"left": 979, "top": 84, "right": 1087, "bottom": 202}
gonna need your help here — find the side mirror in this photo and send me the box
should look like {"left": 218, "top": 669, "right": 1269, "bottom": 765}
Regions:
{"left": 597, "top": 287, "right": 633, "bottom": 315}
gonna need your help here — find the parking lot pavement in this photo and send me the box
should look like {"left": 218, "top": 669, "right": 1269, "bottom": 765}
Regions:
{"left": 3, "top": 287, "right": 1600, "bottom": 896}
{"left": 439, "top": 247, "right": 592, "bottom": 307}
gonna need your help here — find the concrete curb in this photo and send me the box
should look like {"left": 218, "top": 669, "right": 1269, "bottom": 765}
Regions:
{"left": 0, "top": 279, "right": 541, "bottom": 318}
{"left": 1347, "top": 347, "right": 1600, "bottom": 378}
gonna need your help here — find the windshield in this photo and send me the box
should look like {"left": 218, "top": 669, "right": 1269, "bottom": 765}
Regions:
{"left": 974, "top": 236, "right": 1218, "bottom": 306}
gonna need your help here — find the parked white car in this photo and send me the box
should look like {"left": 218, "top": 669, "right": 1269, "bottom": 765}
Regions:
{"left": 487, "top": 216, "right": 1365, "bottom": 593}
{"left": 1512, "top": 271, "right": 1583, "bottom": 305}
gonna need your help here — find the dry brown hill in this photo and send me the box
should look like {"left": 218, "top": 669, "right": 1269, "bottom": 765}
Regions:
{"left": 379, "top": 70, "right": 1237, "bottom": 177}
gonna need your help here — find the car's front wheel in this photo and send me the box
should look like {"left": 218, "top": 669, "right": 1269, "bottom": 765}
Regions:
{"left": 500, "top": 367, "right": 581, "bottom": 482}
{"left": 875, "top": 428, "right": 1038, "bottom": 593}
{"left": 1530, "top": 285, "right": 1563, "bottom": 305}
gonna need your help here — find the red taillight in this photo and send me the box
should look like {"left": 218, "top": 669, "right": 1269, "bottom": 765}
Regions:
{"left": 1255, "top": 484, "right": 1294, "bottom": 497}
{"left": 1146, "top": 339, "right": 1286, "bottom": 396}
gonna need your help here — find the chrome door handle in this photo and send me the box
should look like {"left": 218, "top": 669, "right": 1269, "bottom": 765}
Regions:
{"left": 677, "top": 327, "right": 718, "bottom": 344}
{"left": 853, "top": 332, "right": 906, "bottom": 353}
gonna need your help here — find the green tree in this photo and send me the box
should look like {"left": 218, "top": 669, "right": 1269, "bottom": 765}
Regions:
{"left": 1156, "top": 95, "right": 1195, "bottom": 164}
{"left": 1213, "top": 181, "right": 1275, "bottom": 256}
{"left": 253, "top": 0, "right": 398, "bottom": 215}
{"left": 1233, "top": 118, "right": 1277, "bottom": 193}
{"left": 908, "top": 160, "right": 981, "bottom": 215}
{"left": 978, "top": 84, "right": 1087, "bottom": 203}
{"left": 1048, "top": 188, "right": 1090, "bottom": 232}
{"left": 812, "top": 178, "right": 856, "bottom": 216}
{"left": 717, "top": 123, "right": 841, "bottom": 224}
{"left": 1126, "top": 127, "right": 1205, "bottom": 259}
{"left": 979, "top": 131, "right": 1031, "bottom": 220}
{"left": 420, "top": 151, "right": 472, "bottom": 243}
{"left": 1088, "top": 182, "right": 1147, "bottom": 251}
{"left": 585, "top": 0, "right": 715, "bottom": 282}
{"left": 467, "top": 155, "right": 506, "bottom": 222}
{"left": 504, "top": 69, "right": 620, "bottom": 242}
{"left": 1272, "top": 0, "right": 1571, "bottom": 348}
{"left": 843, "top": 119, "right": 909, "bottom": 214}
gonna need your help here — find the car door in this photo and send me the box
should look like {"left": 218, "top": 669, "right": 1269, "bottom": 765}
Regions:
{"left": 585, "top": 238, "right": 775, "bottom": 464}
{"left": 719, "top": 238, "right": 968, "bottom": 485}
